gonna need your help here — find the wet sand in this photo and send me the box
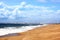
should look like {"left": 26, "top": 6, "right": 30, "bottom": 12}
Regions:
{"left": 0, "top": 24, "right": 60, "bottom": 40}
{"left": 0, "top": 33, "right": 20, "bottom": 37}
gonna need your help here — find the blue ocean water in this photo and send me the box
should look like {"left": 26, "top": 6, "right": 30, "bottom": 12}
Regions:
{"left": 0, "top": 23, "right": 42, "bottom": 28}
{"left": 0, "top": 24, "right": 47, "bottom": 36}
{"left": 0, "top": 24, "right": 44, "bottom": 36}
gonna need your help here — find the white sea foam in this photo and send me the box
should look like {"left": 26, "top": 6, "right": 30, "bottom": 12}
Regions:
{"left": 0, "top": 24, "right": 47, "bottom": 36}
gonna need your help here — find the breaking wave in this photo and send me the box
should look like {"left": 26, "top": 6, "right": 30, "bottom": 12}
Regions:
{"left": 0, "top": 24, "right": 47, "bottom": 36}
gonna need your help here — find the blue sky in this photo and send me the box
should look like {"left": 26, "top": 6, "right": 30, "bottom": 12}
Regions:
{"left": 0, "top": 0, "right": 60, "bottom": 23}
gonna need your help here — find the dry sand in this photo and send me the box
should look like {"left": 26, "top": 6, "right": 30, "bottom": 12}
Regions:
{"left": 0, "top": 24, "right": 60, "bottom": 40}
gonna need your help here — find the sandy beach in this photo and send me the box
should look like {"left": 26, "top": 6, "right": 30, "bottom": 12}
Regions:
{"left": 0, "top": 24, "right": 60, "bottom": 40}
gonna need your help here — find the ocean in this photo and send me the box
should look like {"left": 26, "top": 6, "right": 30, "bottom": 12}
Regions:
{"left": 0, "top": 23, "right": 42, "bottom": 28}
{"left": 0, "top": 24, "right": 47, "bottom": 36}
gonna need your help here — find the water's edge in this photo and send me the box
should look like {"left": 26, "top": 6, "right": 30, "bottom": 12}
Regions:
{"left": 0, "top": 24, "right": 47, "bottom": 36}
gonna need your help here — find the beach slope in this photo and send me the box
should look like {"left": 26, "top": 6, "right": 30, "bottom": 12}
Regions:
{"left": 0, "top": 24, "right": 60, "bottom": 40}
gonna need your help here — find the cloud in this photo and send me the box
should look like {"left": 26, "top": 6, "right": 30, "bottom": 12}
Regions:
{"left": 0, "top": 1, "right": 60, "bottom": 23}
{"left": 56, "top": 10, "right": 60, "bottom": 13}
{"left": 20, "top": 2, "right": 26, "bottom": 6}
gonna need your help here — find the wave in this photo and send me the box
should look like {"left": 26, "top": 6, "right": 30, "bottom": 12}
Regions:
{"left": 0, "top": 24, "right": 47, "bottom": 36}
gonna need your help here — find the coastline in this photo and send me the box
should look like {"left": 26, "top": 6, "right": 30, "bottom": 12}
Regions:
{"left": 1, "top": 24, "right": 60, "bottom": 40}
{"left": 0, "top": 24, "right": 47, "bottom": 36}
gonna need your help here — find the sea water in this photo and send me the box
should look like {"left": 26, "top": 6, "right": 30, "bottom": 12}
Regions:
{"left": 0, "top": 24, "right": 47, "bottom": 36}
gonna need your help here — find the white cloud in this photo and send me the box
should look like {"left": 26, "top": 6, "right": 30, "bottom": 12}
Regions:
{"left": 55, "top": 10, "right": 60, "bottom": 15}
{"left": 0, "top": 2, "right": 4, "bottom": 6}
{"left": 0, "top": 1, "right": 60, "bottom": 23}
{"left": 20, "top": 2, "right": 26, "bottom": 6}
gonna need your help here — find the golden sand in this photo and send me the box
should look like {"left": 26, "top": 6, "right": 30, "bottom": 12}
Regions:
{"left": 0, "top": 24, "right": 60, "bottom": 40}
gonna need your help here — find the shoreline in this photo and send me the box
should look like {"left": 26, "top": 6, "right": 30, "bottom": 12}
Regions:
{"left": 0, "top": 24, "right": 47, "bottom": 36}
{"left": 0, "top": 24, "right": 60, "bottom": 40}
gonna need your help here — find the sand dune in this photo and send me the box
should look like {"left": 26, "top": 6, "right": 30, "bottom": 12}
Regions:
{"left": 0, "top": 24, "right": 60, "bottom": 40}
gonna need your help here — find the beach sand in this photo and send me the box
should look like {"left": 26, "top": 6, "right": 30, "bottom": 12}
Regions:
{"left": 0, "top": 24, "right": 60, "bottom": 40}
